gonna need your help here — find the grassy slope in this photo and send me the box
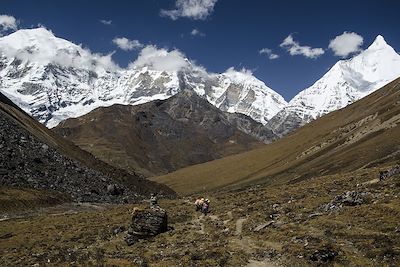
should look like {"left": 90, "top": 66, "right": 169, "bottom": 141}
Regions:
{"left": 1, "top": 166, "right": 399, "bottom": 266}
{"left": 152, "top": 78, "right": 400, "bottom": 195}
{"left": 0, "top": 187, "right": 71, "bottom": 214}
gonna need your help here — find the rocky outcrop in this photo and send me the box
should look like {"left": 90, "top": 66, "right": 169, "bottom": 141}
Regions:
{"left": 322, "top": 191, "right": 370, "bottom": 212}
{"left": 267, "top": 109, "right": 309, "bottom": 137}
{"left": 224, "top": 112, "right": 277, "bottom": 143}
{"left": 125, "top": 207, "right": 168, "bottom": 245}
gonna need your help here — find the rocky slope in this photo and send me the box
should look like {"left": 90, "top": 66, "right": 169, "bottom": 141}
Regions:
{"left": 54, "top": 89, "right": 273, "bottom": 177}
{"left": 269, "top": 35, "right": 400, "bottom": 136}
{"left": 0, "top": 27, "right": 287, "bottom": 128}
{"left": 153, "top": 77, "right": 400, "bottom": 195}
{"left": 0, "top": 92, "right": 175, "bottom": 203}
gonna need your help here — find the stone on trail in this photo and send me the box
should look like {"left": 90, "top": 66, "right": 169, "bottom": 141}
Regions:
{"left": 125, "top": 207, "right": 168, "bottom": 245}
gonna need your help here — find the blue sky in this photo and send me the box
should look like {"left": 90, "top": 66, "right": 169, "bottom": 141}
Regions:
{"left": 1, "top": 0, "right": 399, "bottom": 100}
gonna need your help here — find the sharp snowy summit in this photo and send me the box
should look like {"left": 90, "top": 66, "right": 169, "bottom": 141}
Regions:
{"left": 268, "top": 35, "right": 400, "bottom": 136}
{"left": 0, "top": 28, "right": 399, "bottom": 135}
{"left": 0, "top": 28, "right": 287, "bottom": 128}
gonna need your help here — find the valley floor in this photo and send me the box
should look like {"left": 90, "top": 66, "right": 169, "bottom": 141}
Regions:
{"left": 1, "top": 166, "right": 400, "bottom": 266}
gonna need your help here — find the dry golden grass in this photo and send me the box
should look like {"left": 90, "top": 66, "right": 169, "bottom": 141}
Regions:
{"left": 0, "top": 187, "right": 70, "bottom": 213}
{"left": 152, "top": 78, "right": 400, "bottom": 195}
{"left": 1, "top": 167, "right": 400, "bottom": 266}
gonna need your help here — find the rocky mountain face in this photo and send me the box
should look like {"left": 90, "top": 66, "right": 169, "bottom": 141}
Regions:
{"left": 0, "top": 28, "right": 287, "bottom": 128}
{"left": 0, "top": 92, "right": 175, "bottom": 202}
{"left": 269, "top": 35, "right": 400, "bottom": 136}
{"left": 54, "top": 89, "right": 272, "bottom": 177}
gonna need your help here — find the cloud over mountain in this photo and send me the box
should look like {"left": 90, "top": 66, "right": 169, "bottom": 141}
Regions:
{"left": 329, "top": 31, "right": 364, "bottom": 58}
{"left": 113, "top": 37, "right": 143, "bottom": 51}
{"left": 129, "top": 45, "right": 190, "bottom": 71}
{"left": 0, "top": 15, "right": 18, "bottom": 35}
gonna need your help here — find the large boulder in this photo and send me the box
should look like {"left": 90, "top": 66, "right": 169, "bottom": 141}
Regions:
{"left": 322, "top": 191, "right": 369, "bottom": 211}
{"left": 125, "top": 207, "right": 168, "bottom": 245}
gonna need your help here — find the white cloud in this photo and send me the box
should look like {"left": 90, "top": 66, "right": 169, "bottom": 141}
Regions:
{"left": 100, "top": 19, "right": 112, "bottom": 25}
{"left": 0, "top": 15, "right": 18, "bottom": 35}
{"left": 129, "top": 45, "right": 190, "bottom": 72}
{"left": 160, "top": 0, "right": 217, "bottom": 20}
{"left": 0, "top": 27, "right": 119, "bottom": 72}
{"left": 328, "top": 31, "right": 364, "bottom": 58}
{"left": 259, "top": 48, "right": 279, "bottom": 60}
{"left": 223, "top": 67, "right": 258, "bottom": 84}
{"left": 280, "top": 34, "right": 324, "bottom": 59}
{"left": 112, "top": 37, "right": 143, "bottom": 51}
{"left": 190, "top": 28, "right": 205, "bottom": 37}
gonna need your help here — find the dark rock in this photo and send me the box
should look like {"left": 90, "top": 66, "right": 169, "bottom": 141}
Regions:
{"left": 112, "top": 225, "right": 126, "bottom": 235}
{"left": 0, "top": 233, "right": 13, "bottom": 239}
{"left": 125, "top": 207, "right": 168, "bottom": 245}
{"left": 309, "top": 248, "right": 337, "bottom": 262}
{"left": 107, "top": 184, "right": 124, "bottom": 196}
{"left": 379, "top": 165, "right": 400, "bottom": 180}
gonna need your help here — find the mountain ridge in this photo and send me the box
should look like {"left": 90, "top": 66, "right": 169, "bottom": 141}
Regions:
{"left": 54, "top": 89, "right": 273, "bottom": 177}
{"left": 1, "top": 28, "right": 399, "bottom": 139}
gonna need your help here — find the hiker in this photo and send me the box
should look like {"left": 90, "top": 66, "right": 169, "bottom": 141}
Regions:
{"left": 195, "top": 197, "right": 204, "bottom": 211}
{"left": 150, "top": 193, "right": 158, "bottom": 208}
{"left": 202, "top": 199, "right": 210, "bottom": 215}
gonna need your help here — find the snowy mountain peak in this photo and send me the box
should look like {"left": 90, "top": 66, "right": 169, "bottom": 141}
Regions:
{"left": 368, "top": 35, "right": 388, "bottom": 50}
{"left": 268, "top": 34, "right": 400, "bottom": 136}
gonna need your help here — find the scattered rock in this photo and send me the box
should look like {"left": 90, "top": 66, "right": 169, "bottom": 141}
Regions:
{"left": 322, "top": 191, "right": 369, "bottom": 211}
{"left": 379, "top": 165, "right": 400, "bottom": 180}
{"left": 253, "top": 221, "right": 274, "bottom": 232}
{"left": 308, "top": 212, "right": 322, "bottom": 219}
{"left": 107, "top": 184, "right": 124, "bottom": 196}
{"left": 125, "top": 207, "right": 168, "bottom": 245}
{"left": 309, "top": 248, "right": 337, "bottom": 262}
{"left": 112, "top": 225, "right": 126, "bottom": 235}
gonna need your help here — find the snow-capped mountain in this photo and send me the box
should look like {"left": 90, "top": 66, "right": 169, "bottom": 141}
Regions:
{"left": 0, "top": 28, "right": 287, "bottom": 128}
{"left": 269, "top": 35, "right": 400, "bottom": 136}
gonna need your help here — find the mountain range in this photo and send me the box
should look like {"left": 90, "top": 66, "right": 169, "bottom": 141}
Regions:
{"left": 0, "top": 28, "right": 286, "bottom": 129}
{"left": 1, "top": 28, "right": 399, "bottom": 136}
